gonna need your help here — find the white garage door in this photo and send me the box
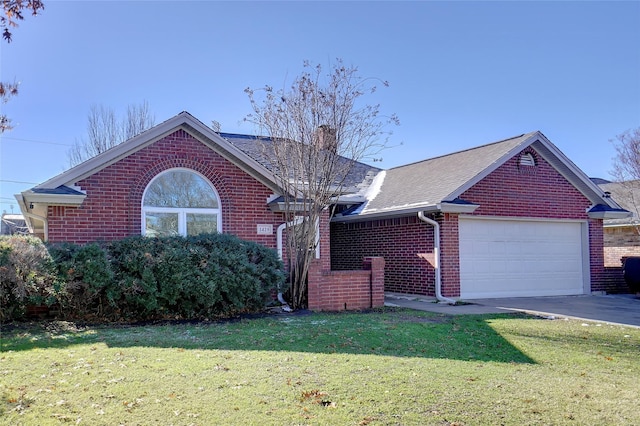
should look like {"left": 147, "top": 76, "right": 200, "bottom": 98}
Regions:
{"left": 459, "top": 218, "right": 586, "bottom": 299}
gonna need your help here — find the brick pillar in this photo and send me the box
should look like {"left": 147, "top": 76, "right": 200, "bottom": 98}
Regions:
{"left": 319, "top": 209, "right": 331, "bottom": 271}
{"left": 364, "top": 256, "right": 385, "bottom": 307}
{"left": 588, "top": 219, "right": 605, "bottom": 293}
{"left": 440, "top": 213, "right": 460, "bottom": 297}
{"left": 307, "top": 258, "right": 323, "bottom": 310}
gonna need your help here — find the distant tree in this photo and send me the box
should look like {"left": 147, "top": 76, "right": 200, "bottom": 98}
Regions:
{"left": 244, "top": 59, "right": 398, "bottom": 309}
{"left": 610, "top": 127, "right": 640, "bottom": 233}
{"left": 1, "top": 0, "right": 45, "bottom": 132}
{"left": 611, "top": 127, "right": 640, "bottom": 182}
{"left": 68, "top": 102, "right": 155, "bottom": 166}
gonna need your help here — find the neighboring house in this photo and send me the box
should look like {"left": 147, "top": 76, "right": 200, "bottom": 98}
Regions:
{"left": 595, "top": 179, "right": 640, "bottom": 267}
{"left": 1, "top": 213, "right": 27, "bottom": 235}
{"left": 15, "top": 112, "right": 629, "bottom": 305}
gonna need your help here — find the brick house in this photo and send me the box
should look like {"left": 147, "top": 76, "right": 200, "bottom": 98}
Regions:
{"left": 16, "top": 112, "right": 629, "bottom": 305}
{"left": 331, "top": 131, "right": 629, "bottom": 299}
{"left": 593, "top": 180, "right": 640, "bottom": 293}
{"left": 15, "top": 112, "right": 384, "bottom": 311}
{"left": 596, "top": 180, "right": 640, "bottom": 266}
{"left": 1, "top": 213, "right": 27, "bottom": 235}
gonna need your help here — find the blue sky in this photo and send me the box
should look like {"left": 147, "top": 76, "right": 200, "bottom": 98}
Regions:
{"left": 1, "top": 1, "right": 639, "bottom": 214}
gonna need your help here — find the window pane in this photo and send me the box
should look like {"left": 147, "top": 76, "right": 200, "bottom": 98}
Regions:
{"left": 145, "top": 212, "right": 179, "bottom": 237}
{"left": 187, "top": 213, "right": 217, "bottom": 236}
{"left": 144, "top": 170, "right": 218, "bottom": 208}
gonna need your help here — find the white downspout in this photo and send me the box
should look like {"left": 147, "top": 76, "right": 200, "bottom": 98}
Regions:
{"left": 418, "top": 211, "right": 456, "bottom": 305}
{"left": 276, "top": 216, "right": 304, "bottom": 311}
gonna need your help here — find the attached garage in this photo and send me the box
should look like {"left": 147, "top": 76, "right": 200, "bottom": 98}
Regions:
{"left": 459, "top": 217, "right": 588, "bottom": 299}
{"left": 331, "top": 131, "right": 630, "bottom": 299}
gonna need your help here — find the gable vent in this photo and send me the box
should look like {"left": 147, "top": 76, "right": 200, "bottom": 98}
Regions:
{"left": 519, "top": 152, "right": 536, "bottom": 167}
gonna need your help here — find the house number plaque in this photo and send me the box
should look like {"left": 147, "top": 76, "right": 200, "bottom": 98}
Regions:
{"left": 257, "top": 224, "right": 273, "bottom": 235}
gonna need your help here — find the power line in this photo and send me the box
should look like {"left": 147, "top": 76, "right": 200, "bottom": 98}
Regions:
{"left": 0, "top": 179, "right": 38, "bottom": 184}
{"left": 0, "top": 136, "right": 73, "bottom": 147}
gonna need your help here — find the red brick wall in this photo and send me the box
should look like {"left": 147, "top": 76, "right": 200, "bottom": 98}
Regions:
{"left": 331, "top": 147, "right": 606, "bottom": 296}
{"left": 460, "top": 155, "right": 591, "bottom": 219}
{"left": 307, "top": 257, "right": 385, "bottom": 311}
{"left": 331, "top": 215, "right": 435, "bottom": 295}
{"left": 440, "top": 213, "right": 460, "bottom": 297}
{"left": 311, "top": 209, "right": 385, "bottom": 311}
{"left": 601, "top": 267, "right": 630, "bottom": 294}
{"left": 47, "top": 129, "right": 285, "bottom": 246}
{"left": 589, "top": 220, "right": 607, "bottom": 292}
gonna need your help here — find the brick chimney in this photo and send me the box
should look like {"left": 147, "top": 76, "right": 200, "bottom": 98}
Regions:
{"left": 314, "top": 125, "right": 337, "bottom": 152}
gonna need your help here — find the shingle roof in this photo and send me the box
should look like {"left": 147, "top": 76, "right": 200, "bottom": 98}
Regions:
{"left": 355, "top": 132, "right": 536, "bottom": 216}
{"left": 221, "top": 132, "right": 381, "bottom": 193}
{"left": 30, "top": 186, "right": 86, "bottom": 196}
{"left": 334, "top": 130, "right": 626, "bottom": 222}
{"left": 598, "top": 180, "right": 640, "bottom": 226}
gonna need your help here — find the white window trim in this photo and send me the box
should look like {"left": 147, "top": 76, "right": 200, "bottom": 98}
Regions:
{"left": 141, "top": 168, "right": 222, "bottom": 236}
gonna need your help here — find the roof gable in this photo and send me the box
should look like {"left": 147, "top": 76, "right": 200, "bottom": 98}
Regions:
{"left": 30, "top": 112, "right": 381, "bottom": 200}
{"left": 336, "top": 131, "right": 622, "bottom": 221}
{"left": 34, "top": 112, "right": 281, "bottom": 193}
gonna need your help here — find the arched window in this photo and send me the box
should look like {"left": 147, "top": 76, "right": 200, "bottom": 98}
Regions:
{"left": 142, "top": 168, "right": 221, "bottom": 237}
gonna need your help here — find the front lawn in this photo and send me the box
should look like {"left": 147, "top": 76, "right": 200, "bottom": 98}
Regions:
{"left": 1, "top": 309, "right": 639, "bottom": 425}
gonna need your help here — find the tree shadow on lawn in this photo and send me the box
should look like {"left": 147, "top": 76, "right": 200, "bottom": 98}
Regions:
{"left": 1, "top": 308, "right": 536, "bottom": 364}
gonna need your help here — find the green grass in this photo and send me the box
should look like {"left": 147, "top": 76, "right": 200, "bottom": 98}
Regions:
{"left": 1, "top": 308, "right": 639, "bottom": 425}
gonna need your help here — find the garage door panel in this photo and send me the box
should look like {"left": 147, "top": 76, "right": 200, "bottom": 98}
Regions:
{"left": 459, "top": 218, "right": 585, "bottom": 299}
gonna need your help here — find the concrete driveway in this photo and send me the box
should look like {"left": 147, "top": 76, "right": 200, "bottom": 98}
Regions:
{"left": 384, "top": 293, "right": 640, "bottom": 328}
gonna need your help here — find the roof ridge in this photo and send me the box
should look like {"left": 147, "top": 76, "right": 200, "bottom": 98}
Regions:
{"left": 387, "top": 131, "right": 537, "bottom": 170}
{"left": 219, "top": 132, "right": 271, "bottom": 140}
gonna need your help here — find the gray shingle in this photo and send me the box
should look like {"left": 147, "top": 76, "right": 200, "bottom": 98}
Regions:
{"left": 598, "top": 181, "right": 640, "bottom": 226}
{"left": 221, "top": 133, "right": 381, "bottom": 193}
{"left": 360, "top": 132, "right": 535, "bottom": 215}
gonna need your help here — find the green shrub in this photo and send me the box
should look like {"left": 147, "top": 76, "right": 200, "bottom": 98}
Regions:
{"left": 108, "top": 234, "right": 285, "bottom": 320}
{"left": 0, "top": 235, "right": 58, "bottom": 321}
{"left": 1, "top": 233, "right": 285, "bottom": 323}
{"left": 47, "top": 242, "right": 117, "bottom": 319}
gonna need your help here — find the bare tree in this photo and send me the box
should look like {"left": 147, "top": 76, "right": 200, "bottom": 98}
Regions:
{"left": 68, "top": 102, "right": 155, "bottom": 166}
{"left": 1, "top": 0, "right": 45, "bottom": 132}
{"left": 0, "top": 80, "right": 19, "bottom": 133}
{"left": 610, "top": 127, "right": 640, "bottom": 233}
{"left": 245, "top": 59, "right": 398, "bottom": 309}
{"left": 612, "top": 127, "right": 640, "bottom": 182}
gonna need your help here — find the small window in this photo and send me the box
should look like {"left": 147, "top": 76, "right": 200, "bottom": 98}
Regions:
{"left": 519, "top": 152, "right": 536, "bottom": 167}
{"left": 142, "top": 169, "right": 221, "bottom": 237}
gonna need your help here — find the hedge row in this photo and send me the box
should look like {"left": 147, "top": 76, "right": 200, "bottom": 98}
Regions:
{"left": 0, "top": 234, "right": 285, "bottom": 322}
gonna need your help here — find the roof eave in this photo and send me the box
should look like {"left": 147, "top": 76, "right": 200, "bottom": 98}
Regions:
{"left": 21, "top": 191, "right": 87, "bottom": 206}
{"left": 437, "top": 201, "right": 480, "bottom": 213}
{"left": 587, "top": 210, "right": 632, "bottom": 220}
{"left": 332, "top": 204, "right": 442, "bottom": 223}
{"left": 268, "top": 201, "right": 309, "bottom": 213}
{"left": 602, "top": 221, "right": 638, "bottom": 228}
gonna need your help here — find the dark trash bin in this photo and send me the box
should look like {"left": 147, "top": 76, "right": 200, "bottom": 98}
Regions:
{"left": 622, "top": 257, "right": 640, "bottom": 293}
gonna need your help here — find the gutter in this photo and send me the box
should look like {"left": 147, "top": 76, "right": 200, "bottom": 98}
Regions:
{"left": 417, "top": 211, "right": 456, "bottom": 305}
